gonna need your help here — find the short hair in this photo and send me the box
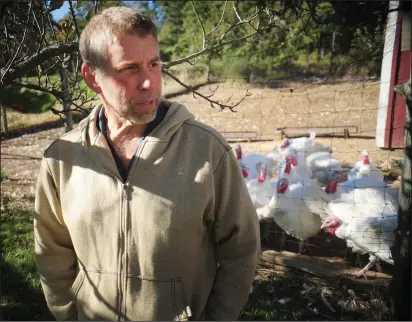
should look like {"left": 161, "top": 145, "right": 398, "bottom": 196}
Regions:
{"left": 79, "top": 6, "right": 158, "bottom": 70}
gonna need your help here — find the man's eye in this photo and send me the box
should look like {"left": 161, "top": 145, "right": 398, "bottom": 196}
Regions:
{"left": 151, "top": 62, "right": 159, "bottom": 68}
{"left": 124, "top": 65, "right": 137, "bottom": 70}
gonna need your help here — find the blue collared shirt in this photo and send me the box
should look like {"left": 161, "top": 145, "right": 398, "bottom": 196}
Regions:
{"left": 97, "top": 103, "right": 166, "bottom": 181}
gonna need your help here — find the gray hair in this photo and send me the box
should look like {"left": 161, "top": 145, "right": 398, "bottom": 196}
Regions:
{"left": 79, "top": 6, "right": 158, "bottom": 71}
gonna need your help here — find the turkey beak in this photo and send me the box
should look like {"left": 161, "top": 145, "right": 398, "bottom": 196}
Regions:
{"left": 338, "top": 172, "right": 348, "bottom": 183}
{"left": 320, "top": 221, "right": 327, "bottom": 229}
{"left": 291, "top": 155, "right": 297, "bottom": 166}
{"left": 284, "top": 160, "right": 292, "bottom": 174}
{"left": 258, "top": 168, "right": 267, "bottom": 183}
{"left": 277, "top": 179, "right": 288, "bottom": 193}
{"left": 280, "top": 139, "right": 289, "bottom": 149}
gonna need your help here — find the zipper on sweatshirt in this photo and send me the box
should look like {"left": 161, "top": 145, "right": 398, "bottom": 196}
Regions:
{"left": 117, "top": 137, "right": 145, "bottom": 321}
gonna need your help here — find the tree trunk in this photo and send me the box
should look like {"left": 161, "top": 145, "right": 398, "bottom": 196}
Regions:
{"left": 329, "top": 30, "right": 336, "bottom": 75}
{"left": 59, "top": 65, "right": 73, "bottom": 132}
{"left": 390, "top": 77, "right": 411, "bottom": 321}
{"left": 1, "top": 103, "right": 8, "bottom": 133}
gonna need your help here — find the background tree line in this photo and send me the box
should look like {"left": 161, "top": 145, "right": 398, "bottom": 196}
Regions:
{"left": 0, "top": 0, "right": 395, "bottom": 131}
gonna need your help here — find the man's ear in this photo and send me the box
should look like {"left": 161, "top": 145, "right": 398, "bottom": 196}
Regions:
{"left": 81, "top": 63, "right": 102, "bottom": 94}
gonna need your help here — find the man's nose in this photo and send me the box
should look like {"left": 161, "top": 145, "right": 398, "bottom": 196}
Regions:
{"left": 139, "top": 69, "right": 152, "bottom": 90}
{"left": 141, "top": 79, "right": 151, "bottom": 90}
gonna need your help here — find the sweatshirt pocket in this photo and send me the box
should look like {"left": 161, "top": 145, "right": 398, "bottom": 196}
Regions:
{"left": 69, "top": 270, "right": 119, "bottom": 320}
{"left": 125, "top": 276, "right": 191, "bottom": 321}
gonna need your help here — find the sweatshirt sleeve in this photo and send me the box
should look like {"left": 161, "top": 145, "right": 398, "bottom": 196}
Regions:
{"left": 34, "top": 157, "right": 78, "bottom": 321}
{"left": 205, "top": 147, "right": 261, "bottom": 320}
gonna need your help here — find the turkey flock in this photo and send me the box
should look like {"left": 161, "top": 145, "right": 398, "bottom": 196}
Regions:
{"left": 234, "top": 133, "right": 399, "bottom": 278}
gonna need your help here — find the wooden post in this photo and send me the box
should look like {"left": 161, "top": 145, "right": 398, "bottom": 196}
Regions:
{"left": 329, "top": 30, "right": 336, "bottom": 75}
{"left": 344, "top": 128, "right": 349, "bottom": 139}
{"left": 390, "top": 77, "right": 411, "bottom": 321}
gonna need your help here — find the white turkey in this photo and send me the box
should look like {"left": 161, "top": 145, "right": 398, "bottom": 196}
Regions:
{"left": 324, "top": 176, "right": 399, "bottom": 203}
{"left": 320, "top": 187, "right": 398, "bottom": 277}
{"left": 243, "top": 162, "right": 279, "bottom": 244}
{"left": 265, "top": 143, "right": 287, "bottom": 176}
{"left": 280, "top": 132, "right": 331, "bottom": 158}
{"left": 277, "top": 150, "right": 312, "bottom": 183}
{"left": 322, "top": 179, "right": 398, "bottom": 258}
{"left": 265, "top": 137, "right": 297, "bottom": 168}
{"left": 305, "top": 151, "right": 346, "bottom": 186}
{"left": 256, "top": 176, "right": 329, "bottom": 254}
{"left": 347, "top": 150, "right": 384, "bottom": 182}
{"left": 233, "top": 144, "right": 268, "bottom": 181}
{"left": 321, "top": 214, "right": 397, "bottom": 278}
{"left": 246, "top": 163, "right": 274, "bottom": 209}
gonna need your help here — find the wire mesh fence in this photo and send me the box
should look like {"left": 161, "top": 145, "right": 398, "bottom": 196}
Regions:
{"left": 164, "top": 58, "right": 407, "bottom": 319}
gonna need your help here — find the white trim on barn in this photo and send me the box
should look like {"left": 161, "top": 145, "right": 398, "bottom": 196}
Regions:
{"left": 376, "top": 1, "right": 399, "bottom": 148}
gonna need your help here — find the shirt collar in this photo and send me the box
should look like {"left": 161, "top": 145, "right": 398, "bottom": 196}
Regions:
{"left": 97, "top": 102, "right": 166, "bottom": 137}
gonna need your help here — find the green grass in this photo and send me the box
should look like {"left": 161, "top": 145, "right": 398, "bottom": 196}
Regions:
{"left": 0, "top": 202, "right": 55, "bottom": 320}
{"left": 0, "top": 171, "right": 8, "bottom": 181}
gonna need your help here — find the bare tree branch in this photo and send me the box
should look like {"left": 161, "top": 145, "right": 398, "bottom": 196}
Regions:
{"left": 32, "top": 8, "right": 46, "bottom": 56}
{"left": 47, "top": 14, "right": 61, "bottom": 46}
{"left": 50, "top": 19, "right": 63, "bottom": 32}
{"left": 190, "top": 1, "right": 207, "bottom": 49}
{"left": 219, "top": 19, "right": 250, "bottom": 42}
{"left": 0, "top": 41, "right": 78, "bottom": 86}
{"left": 162, "top": 68, "right": 251, "bottom": 112}
{"left": 232, "top": 1, "right": 243, "bottom": 22}
{"left": 207, "top": 1, "right": 227, "bottom": 36}
{"left": 163, "top": 21, "right": 275, "bottom": 69}
{"left": 10, "top": 81, "right": 63, "bottom": 99}
{"left": 68, "top": 0, "right": 80, "bottom": 39}
{"left": 1, "top": 0, "right": 32, "bottom": 84}
{"left": 3, "top": 23, "right": 11, "bottom": 57}
{"left": 71, "top": 99, "right": 97, "bottom": 113}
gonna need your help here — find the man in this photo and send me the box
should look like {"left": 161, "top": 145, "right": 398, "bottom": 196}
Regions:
{"left": 34, "top": 6, "right": 260, "bottom": 321}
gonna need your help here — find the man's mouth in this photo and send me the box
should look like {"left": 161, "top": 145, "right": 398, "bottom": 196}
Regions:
{"left": 137, "top": 100, "right": 155, "bottom": 108}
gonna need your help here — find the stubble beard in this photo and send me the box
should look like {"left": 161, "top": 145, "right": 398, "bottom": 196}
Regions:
{"left": 118, "top": 97, "right": 160, "bottom": 125}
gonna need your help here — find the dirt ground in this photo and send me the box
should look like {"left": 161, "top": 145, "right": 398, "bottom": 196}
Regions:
{"left": 1, "top": 79, "right": 405, "bottom": 261}
{"left": 1, "top": 79, "right": 404, "bottom": 207}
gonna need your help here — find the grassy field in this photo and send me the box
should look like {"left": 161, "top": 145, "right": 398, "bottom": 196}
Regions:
{"left": 0, "top": 200, "right": 54, "bottom": 320}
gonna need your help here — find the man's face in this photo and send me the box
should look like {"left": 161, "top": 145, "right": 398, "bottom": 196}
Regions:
{"left": 96, "top": 33, "right": 163, "bottom": 124}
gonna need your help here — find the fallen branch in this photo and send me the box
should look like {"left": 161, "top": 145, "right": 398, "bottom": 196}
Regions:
{"left": 161, "top": 68, "right": 251, "bottom": 111}
{"left": 259, "top": 250, "right": 393, "bottom": 280}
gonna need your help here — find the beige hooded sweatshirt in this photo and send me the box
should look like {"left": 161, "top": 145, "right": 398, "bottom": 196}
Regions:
{"left": 34, "top": 100, "right": 260, "bottom": 321}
